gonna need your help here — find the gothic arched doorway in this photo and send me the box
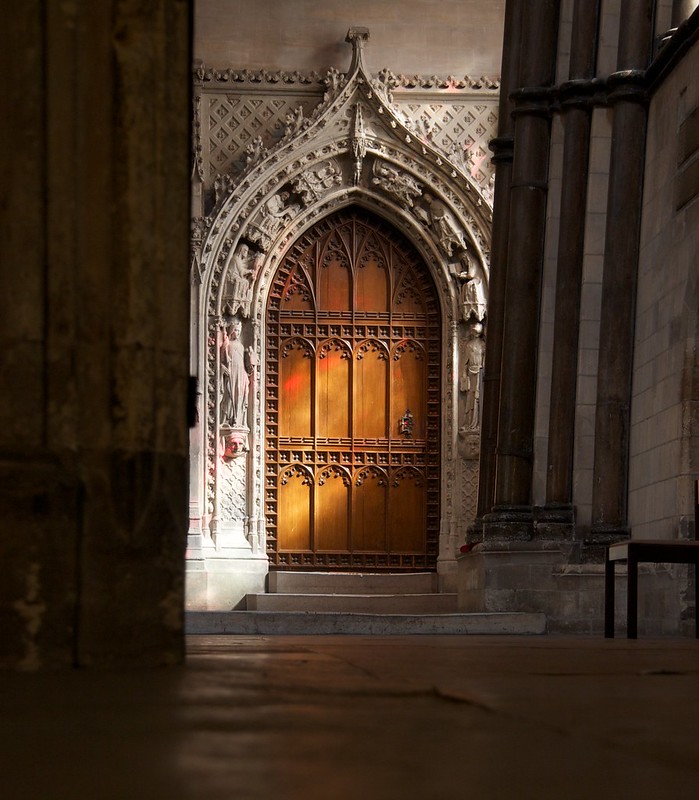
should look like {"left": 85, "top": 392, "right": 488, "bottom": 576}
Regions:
{"left": 265, "top": 208, "right": 441, "bottom": 570}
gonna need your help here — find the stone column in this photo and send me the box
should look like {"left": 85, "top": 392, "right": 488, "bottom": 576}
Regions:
{"left": 484, "top": 0, "right": 560, "bottom": 541}
{"left": 543, "top": 0, "right": 601, "bottom": 534}
{"left": 590, "top": 0, "right": 654, "bottom": 546}
{"left": 0, "top": 2, "right": 191, "bottom": 669}
{"left": 472, "top": 0, "right": 525, "bottom": 541}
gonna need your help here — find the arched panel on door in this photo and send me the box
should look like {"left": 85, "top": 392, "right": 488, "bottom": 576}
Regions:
{"left": 353, "top": 339, "right": 389, "bottom": 440}
{"left": 316, "top": 339, "right": 351, "bottom": 439}
{"left": 278, "top": 465, "right": 314, "bottom": 552}
{"left": 391, "top": 340, "right": 426, "bottom": 440}
{"left": 317, "top": 228, "right": 351, "bottom": 311}
{"left": 279, "top": 338, "right": 314, "bottom": 438}
{"left": 352, "top": 466, "right": 388, "bottom": 552}
{"left": 355, "top": 229, "right": 390, "bottom": 313}
{"left": 389, "top": 467, "right": 426, "bottom": 553}
{"left": 315, "top": 465, "right": 351, "bottom": 552}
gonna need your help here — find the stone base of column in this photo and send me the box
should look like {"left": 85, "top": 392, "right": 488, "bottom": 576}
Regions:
{"left": 534, "top": 503, "right": 576, "bottom": 540}
{"left": 582, "top": 525, "right": 630, "bottom": 563}
{"left": 465, "top": 518, "right": 483, "bottom": 546}
{"left": 457, "top": 539, "right": 573, "bottom": 620}
{"left": 482, "top": 505, "right": 534, "bottom": 542}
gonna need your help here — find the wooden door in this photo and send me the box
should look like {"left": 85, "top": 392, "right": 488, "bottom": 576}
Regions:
{"left": 265, "top": 208, "right": 440, "bottom": 570}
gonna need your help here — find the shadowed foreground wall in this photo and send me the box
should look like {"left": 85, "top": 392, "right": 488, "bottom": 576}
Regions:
{"left": 0, "top": 1, "right": 191, "bottom": 668}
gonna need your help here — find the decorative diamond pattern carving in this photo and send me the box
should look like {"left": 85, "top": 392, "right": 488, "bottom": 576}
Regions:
{"left": 395, "top": 100, "right": 498, "bottom": 201}
{"left": 206, "top": 94, "right": 324, "bottom": 180}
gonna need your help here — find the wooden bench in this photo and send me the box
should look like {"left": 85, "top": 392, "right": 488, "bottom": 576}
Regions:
{"left": 604, "top": 539, "right": 699, "bottom": 638}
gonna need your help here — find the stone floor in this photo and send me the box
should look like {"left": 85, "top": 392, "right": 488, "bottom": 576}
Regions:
{"left": 3, "top": 635, "right": 699, "bottom": 799}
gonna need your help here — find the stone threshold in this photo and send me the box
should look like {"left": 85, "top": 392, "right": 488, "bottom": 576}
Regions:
{"left": 185, "top": 610, "right": 547, "bottom": 635}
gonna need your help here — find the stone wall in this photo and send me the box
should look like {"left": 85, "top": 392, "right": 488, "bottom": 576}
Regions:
{"left": 194, "top": 0, "right": 505, "bottom": 76}
{"left": 630, "top": 35, "right": 699, "bottom": 541}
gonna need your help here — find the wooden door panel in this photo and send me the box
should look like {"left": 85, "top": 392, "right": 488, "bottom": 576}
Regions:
{"left": 315, "top": 468, "right": 350, "bottom": 551}
{"left": 353, "top": 343, "right": 388, "bottom": 439}
{"left": 352, "top": 468, "right": 387, "bottom": 551}
{"left": 280, "top": 340, "right": 313, "bottom": 438}
{"left": 391, "top": 344, "right": 426, "bottom": 439}
{"left": 316, "top": 341, "right": 351, "bottom": 439}
{"left": 389, "top": 469, "right": 425, "bottom": 553}
{"left": 355, "top": 234, "right": 389, "bottom": 312}
{"left": 267, "top": 208, "right": 440, "bottom": 570}
{"left": 278, "top": 467, "right": 312, "bottom": 551}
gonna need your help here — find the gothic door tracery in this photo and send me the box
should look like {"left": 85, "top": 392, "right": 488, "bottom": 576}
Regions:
{"left": 265, "top": 208, "right": 441, "bottom": 570}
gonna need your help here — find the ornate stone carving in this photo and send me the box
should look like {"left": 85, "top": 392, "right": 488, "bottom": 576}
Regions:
{"left": 213, "top": 172, "right": 235, "bottom": 205}
{"left": 222, "top": 243, "right": 262, "bottom": 318}
{"left": 192, "top": 92, "right": 204, "bottom": 182}
{"left": 459, "top": 260, "right": 487, "bottom": 323}
{"left": 190, "top": 216, "right": 210, "bottom": 284}
{"left": 194, "top": 30, "right": 494, "bottom": 576}
{"left": 351, "top": 103, "right": 368, "bottom": 185}
{"left": 415, "top": 193, "right": 467, "bottom": 256}
{"left": 247, "top": 191, "right": 302, "bottom": 250}
{"left": 219, "top": 319, "right": 256, "bottom": 435}
{"left": 371, "top": 159, "right": 422, "bottom": 208}
{"left": 292, "top": 159, "right": 342, "bottom": 204}
{"left": 284, "top": 105, "right": 306, "bottom": 137}
{"left": 459, "top": 322, "right": 485, "bottom": 433}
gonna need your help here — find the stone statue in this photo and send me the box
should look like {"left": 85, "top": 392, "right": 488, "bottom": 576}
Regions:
{"left": 418, "top": 193, "right": 466, "bottom": 256}
{"left": 226, "top": 243, "right": 260, "bottom": 318}
{"left": 459, "top": 261, "right": 487, "bottom": 323}
{"left": 460, "top": 322, "right": 485, "bottom": 432}
{"left": 219, "top": 318, "right": 256, "bottom": 429}
{"left": 371, "top": 160, "right": 422, "bottom": 208}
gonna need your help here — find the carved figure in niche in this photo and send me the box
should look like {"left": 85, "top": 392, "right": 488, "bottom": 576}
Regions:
{"left": 371, "top": 161, "right": 422, "bottom": 208}
{"left": 460, "top": 322, "right": 485, "bottom": 432}
{"left": 219, "top": 318, "right": 256, "bottom": 430}
{"left": 417, "top": 194, "right": 466, "bottom": 256}
{"left": 225, "top": 243, "right": 262, "bottom": 318}
{"left": 265, "top": 191, "right": 300, "bottom": 225}
{"left": 459, "top": 260, "right": 487, "bottom": 323}
{"left": 293, "top": 160, "right": 342, "bottom": 204}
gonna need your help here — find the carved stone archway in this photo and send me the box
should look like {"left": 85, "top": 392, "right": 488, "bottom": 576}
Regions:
{"left": 187, "top": 28, "right": 493, "bottom": 608}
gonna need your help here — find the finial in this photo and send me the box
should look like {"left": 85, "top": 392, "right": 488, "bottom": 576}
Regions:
{"left": 346, "top": 27, "right": 370, "bottom": 73}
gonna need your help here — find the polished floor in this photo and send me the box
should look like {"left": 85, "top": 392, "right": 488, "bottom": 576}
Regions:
{"left": 3, "top": 635, "right": 699, "bottom": 799}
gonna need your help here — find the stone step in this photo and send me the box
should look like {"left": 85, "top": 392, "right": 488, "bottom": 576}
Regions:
{"left": 244, "top": 592, "right": 458, "bottom": 614}
{"left": 268, "top": 571, "right": 437, "bottom": 595}
{"left": 185, "top": 611, "right": 547, "bottom": 636}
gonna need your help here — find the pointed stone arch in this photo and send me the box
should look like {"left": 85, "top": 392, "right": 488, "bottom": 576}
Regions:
{"left": 188, "top": 28, "right": 493, "bottom": 605}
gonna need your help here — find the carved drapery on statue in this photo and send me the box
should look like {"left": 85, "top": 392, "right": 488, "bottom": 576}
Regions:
{"left": 219, "top": 317, "right": 255, "bottom": 459}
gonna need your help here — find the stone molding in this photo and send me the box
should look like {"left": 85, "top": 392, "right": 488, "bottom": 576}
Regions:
{"left": 193, "top": 63, "right": 500, "bottom": 93}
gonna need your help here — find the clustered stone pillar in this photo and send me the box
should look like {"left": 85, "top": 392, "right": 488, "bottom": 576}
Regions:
{"left": 483, "top": 0, "right": 560, "bottom": 541}
{"left": 472, "top": 0, "right": 525, "bottom": 541}
{"left": 543, "top": 0, "right": 602, "bottom": 534}
{"left": 590, "top": 0, "right": 655, "bottom": 547}
{"left": 0, "top": 2, "right": 191, "bottom": 669}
